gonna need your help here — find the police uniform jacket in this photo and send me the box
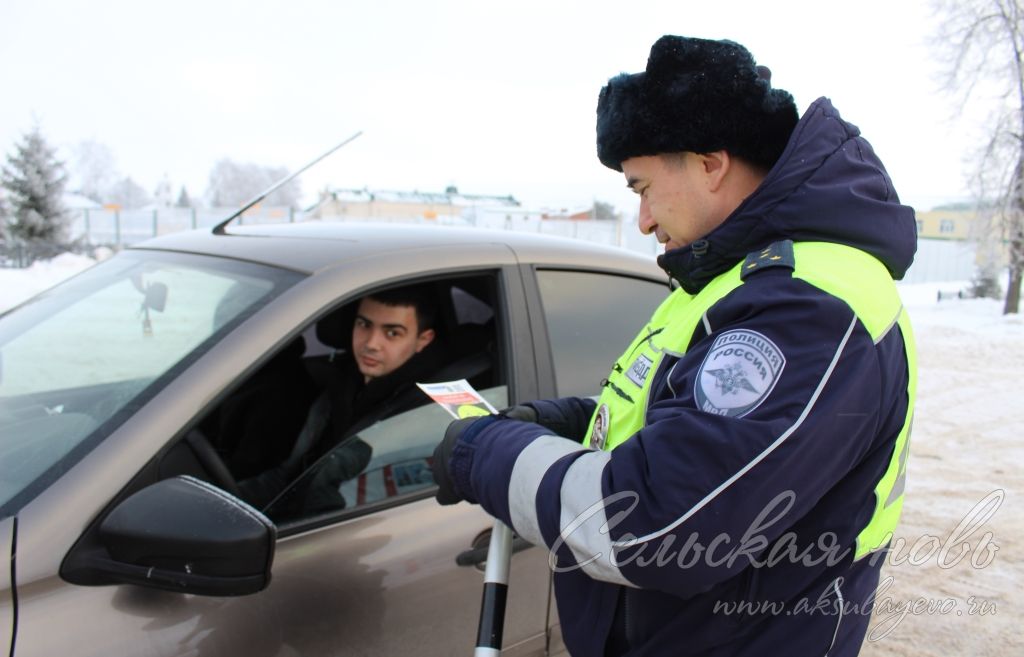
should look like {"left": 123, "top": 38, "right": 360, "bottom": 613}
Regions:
{"left": 445, "top": 97, "right": 918, "bottom": 657}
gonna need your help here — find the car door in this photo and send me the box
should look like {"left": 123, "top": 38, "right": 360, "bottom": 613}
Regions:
{"left": 254, "top": 387, "right": 548, "bottom": 656}
{"left": 521, "top": 262, "right": 671, "bottom": 649}
{"left": 9, "top": 243, "right": 551, "bottom": 657}
{"left": 0, "top": 517, "right": 12, "bottom": 657}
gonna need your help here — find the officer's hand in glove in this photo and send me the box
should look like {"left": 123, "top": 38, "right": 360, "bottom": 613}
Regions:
{"left": 500, "top": 404, "right": 538, "bottom": 423}
{"left": 431, "top": 416, "right": 480, "bottom": 505}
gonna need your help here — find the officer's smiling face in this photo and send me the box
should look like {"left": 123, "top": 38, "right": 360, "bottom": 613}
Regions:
{"left": 623, "top": 152, "right": 729, "bottom": 252}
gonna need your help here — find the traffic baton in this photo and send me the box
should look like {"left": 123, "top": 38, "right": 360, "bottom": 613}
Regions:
{"left": 474, "top": 519, "right": 514, "bottom": 656}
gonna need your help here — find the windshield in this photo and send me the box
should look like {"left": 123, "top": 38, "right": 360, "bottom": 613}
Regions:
{"left": 0, "top": 249, "right": 303, "bottom": 515}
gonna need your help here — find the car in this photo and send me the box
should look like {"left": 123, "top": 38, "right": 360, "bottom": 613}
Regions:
{"left": 0, "top": 221, "right": 670, "bottom": 656}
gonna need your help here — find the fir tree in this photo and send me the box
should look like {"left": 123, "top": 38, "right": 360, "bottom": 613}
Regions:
{"left": 0, "top": 190, "right": 9, "bottom": 240}
{"left": 0, "top": 126, "right": 69, "bottom": 243}
{"left": 175, "top": 185, "right": 192, "bottom": 208}
{"left": 593, "top": 200, "right": 617, "bottom": 220}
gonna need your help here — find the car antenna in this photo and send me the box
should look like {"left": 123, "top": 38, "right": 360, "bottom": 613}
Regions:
{"left": 211, "top": 131, "right": 363, "bottom": 235}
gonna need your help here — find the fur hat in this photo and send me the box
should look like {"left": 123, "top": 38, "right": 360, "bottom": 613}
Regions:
{"left": 596, "top": 36, "right": 799, "bottom": 172}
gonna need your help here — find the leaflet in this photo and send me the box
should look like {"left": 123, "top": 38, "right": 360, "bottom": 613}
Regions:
{"left": 416, "top": 379, "right": 499, "bottom": 419}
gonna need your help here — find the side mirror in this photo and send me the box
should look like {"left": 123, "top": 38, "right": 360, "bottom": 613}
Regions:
{"left": 129, "top": 275, "right": 167, "bottom": 313}
{"left": 62, "top": 476, "right": 275, "bottom": 596}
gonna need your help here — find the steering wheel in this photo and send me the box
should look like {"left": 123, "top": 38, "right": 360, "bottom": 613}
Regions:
{"left": 184, "top": 428, "right": 242, "bottom": 498}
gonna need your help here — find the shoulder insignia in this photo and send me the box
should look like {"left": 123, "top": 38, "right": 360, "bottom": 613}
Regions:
{"left": 741, "top": 240, "right": 795, "bottom": 280}
{"left": 695, "top": 329, "right": 786, "bottom": 418}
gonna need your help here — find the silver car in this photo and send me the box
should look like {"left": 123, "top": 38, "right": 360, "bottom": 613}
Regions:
{"left": 0, "top": 222, "right": 669, "bottom": 656}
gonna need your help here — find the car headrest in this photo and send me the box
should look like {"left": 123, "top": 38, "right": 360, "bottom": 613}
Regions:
{"left": 316, "top": 304, "right": 356, "bottom": 350}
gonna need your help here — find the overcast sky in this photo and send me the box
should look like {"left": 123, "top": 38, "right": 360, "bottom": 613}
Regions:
{"left": 0, "top": 0, "right": 983, "bottom": 214}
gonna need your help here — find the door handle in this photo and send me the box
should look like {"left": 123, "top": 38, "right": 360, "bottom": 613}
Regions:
{"left": 456, "top": 535, "right": 533, "bottom": 567}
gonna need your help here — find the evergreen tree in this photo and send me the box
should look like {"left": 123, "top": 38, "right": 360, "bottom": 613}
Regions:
{"left": 175, "top": 185, "right": 192, "bottom": 208}
{"left": 593, "top": 200, "right": 617, "bottom": 220}
{"left": 0, "top": 190, "right": 9, "bottom": 240}
{"left": 0, "top": 126, "right": 69, "bottom": 243}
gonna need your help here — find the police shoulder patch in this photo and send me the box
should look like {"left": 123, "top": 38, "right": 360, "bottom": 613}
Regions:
{"left": 695, "top": 329, "right": 786, "bottom": 418}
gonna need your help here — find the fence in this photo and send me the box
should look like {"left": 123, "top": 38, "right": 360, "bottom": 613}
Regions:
{"left": 55, "top": 206, "right": 661, "bottom": 257}
{"left": 0, "top": 240, "right": 74, "bottom": 268}
{"left": 1, "top": 207, "right": 308, "bottom": 267}
{"left": 72, "top": 206, "right": 301, "bottom": 247}
{"left": 902, "top": 238, "right": 979, "bottom": 285}
{"left": 4, "top": 207, "right": 983, "bottom": 285}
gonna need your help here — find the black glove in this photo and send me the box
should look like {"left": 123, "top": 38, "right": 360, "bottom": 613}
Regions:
{"left": 502, "top": 398, "right": 596, "bottom": 442}
{"left": 500, "top": 404, "right": 538, "bottom": 423}
{"left": 432, "top": 416, "right": 480, "bottom": 505}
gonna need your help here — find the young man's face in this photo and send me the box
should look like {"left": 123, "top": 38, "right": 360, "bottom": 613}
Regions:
{"left": 351, "top": 297, "right": 435, "bottom": 383}
{"left": 622, "top": 152, "right": 726, "bottom": 252}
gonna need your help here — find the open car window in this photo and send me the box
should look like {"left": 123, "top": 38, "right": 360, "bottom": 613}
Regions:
{"left": 265, "top": 385, "right": 508, "bottom": 525}
{"left": 188, "top": 273, "right": 506, "bottom": 523}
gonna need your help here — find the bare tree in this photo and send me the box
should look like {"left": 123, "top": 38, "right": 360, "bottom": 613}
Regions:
{"left": 105, "top": 176, "right": 151, "bottom": 210}
{"left": 70, "top": 140, "right": 118, "bottom": 203}
{"left": 932, "top": 0, "right": 1024, "bottom": 313}
{"left": 205, "top": 159, "right": 301, "bottom": 209}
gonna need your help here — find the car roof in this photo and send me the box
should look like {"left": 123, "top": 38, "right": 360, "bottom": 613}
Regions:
{"left": 130, "top": 221, "right": 664, "bottom": 278}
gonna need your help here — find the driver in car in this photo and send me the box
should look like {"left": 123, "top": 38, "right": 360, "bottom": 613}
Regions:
{"left": 237, "top": 285, "right": 442, "bottom": 509}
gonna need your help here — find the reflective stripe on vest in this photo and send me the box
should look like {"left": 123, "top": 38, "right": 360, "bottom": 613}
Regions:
{"left": 583, "top": 241, "right": 918, "bottom": 561}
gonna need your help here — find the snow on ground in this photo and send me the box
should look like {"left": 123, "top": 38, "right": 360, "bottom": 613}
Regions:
{"left": 1, "top": 258, "right": 1021, "bottom": 654}
{"left": 0, "top": 252, "right": 101, "bottom": 314}
{"left": 860, "top": 281, "right": 1024, "bottom": 656}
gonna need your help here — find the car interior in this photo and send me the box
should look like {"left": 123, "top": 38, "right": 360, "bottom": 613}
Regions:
{"left": 170, "top": 273, "right": 503, "bottom": 523}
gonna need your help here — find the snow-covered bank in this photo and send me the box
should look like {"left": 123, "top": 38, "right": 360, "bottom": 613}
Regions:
{"left": 860, "top": 283, "right": 1023, "bottom": 656}
{"left": 0, "top": 253, "right": 99, "bottom": 314}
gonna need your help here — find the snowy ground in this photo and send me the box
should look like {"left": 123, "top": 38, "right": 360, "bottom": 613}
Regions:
{"left": 1, "top": 256, "right": 1021, "bottom": 655}
{"left": 860, "top": 283, "right": 1023, "bottom": 656}
{"left": 0, "top": 252, "right": 102, "bottom": 313}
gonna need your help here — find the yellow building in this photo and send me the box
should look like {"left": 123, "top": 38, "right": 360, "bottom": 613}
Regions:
{"left": 915, "top": 207, "right": 977, "bottom": 240}
{"left": 308, "top": 186, "right": 520, "bottom": 220}
{"left": 908, "top": 205, "right": 1011, "bottom": 284}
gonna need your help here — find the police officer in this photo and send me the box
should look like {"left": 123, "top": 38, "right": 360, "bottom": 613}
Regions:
{"left": 432, "top": 35, "right": 917, "bottom": 657}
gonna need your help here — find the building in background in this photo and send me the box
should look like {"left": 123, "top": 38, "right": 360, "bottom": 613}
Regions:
{"left": 905, "top": 205, "right": 1012, "bottom": 284}
{"left": 308, "top": 185, "right": 605, "bottom": 222}
{"left": 915, "top": 206, "right": 976, "bottom": 240}
{"left": 308, "top": 185, "right": 521, "bottom": 221}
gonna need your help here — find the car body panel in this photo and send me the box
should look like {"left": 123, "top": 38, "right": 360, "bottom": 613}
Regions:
{"left": 1, "top": 517, "right": 13, "bottom": 656}
{"left": 14, "top": 502, "right": 548, "bottom": 657}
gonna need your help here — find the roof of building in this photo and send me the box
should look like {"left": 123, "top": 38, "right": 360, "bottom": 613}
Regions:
{"left": 319, "top": 186, "right": 520, "bottom": 208}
